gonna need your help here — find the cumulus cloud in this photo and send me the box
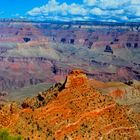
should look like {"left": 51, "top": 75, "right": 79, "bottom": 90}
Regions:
{"left": 84, "top": 0, "right": 97, "bottom": 6}
{"left": 27, "top": 0, "right": 140, "bottom": 22}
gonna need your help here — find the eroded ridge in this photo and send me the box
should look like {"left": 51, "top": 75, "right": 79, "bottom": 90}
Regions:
{"left": 0, "top": 70, "right": 140, "bottom": 139}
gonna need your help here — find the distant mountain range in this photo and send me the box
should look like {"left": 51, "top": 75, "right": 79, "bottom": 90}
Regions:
{"left": 0, "top": 18, "right": 140, "bottom": 26}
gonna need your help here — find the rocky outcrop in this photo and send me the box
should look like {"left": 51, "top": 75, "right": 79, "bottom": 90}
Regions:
{"left": 21, "top": 83, "right": 63, "bottom": 109}
{"left": 64, "top": 70, "right": 88, "bottom": 88}
{"left": 0, "top": 70, "right": 139, "bottom": 139}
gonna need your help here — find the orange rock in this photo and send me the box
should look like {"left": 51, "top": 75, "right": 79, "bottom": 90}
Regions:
{"left": 0, "top": 69, "right": 139, "bottom": 140}
{"left": 109, "top": 89, "right": 126, "bottom": 99}
{"left": 64, "top": 69, "right": 88, "bottom": 88}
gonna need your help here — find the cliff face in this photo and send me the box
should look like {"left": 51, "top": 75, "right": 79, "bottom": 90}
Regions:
{"left": 0, "top": 70, "right": 139, "bottom": 139}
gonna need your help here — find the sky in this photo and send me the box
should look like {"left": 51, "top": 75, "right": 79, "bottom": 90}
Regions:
{"left": 0, "top": 0, "right": 140, "bottom": 22}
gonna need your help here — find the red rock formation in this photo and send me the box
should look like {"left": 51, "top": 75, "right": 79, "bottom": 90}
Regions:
{"left": 109, "top": 89, "right": 126, "bottom": 99}
{"left": 0, "top": 70, "right": 139, "bottom": 139}
{"left": 64, "top": 70, "right": 88, "bottom": 88}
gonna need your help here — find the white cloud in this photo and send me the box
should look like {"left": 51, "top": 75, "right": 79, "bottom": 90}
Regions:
{"left": 90, "top": 8, "right": 103, "bottom": 15}
{"left": 84, "top": 0, "right": 97, "bottom": 6}
{"left": 131, "top": 0, "right": 140, "bottom": 5}
{"left": 27, "top": 0, "right": 140, "bottom": 22}
{"left": 68, "top": 4, "right": 87, "bottom": 16}
{"left": 100, "top": 0, "right": 130, "bottom": 9}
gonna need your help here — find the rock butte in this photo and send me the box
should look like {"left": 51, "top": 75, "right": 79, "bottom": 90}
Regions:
{"left": 0, "top": 70, "right": 140, "bottom": 139}
{"left": 64, "top": 70, "right": 88, "bottom": 88}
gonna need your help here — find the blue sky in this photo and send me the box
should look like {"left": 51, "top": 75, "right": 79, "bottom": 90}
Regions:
{"left": 0, "top": 0, "right": 140, "bottom": 22}
{"left": 0, "top": 0, "right": 47, "bottom": 18}
{"left": 0, "top": 0, "right": 78, "bottom": 18}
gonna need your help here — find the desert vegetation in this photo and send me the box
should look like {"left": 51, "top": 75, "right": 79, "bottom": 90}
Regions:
{"left": 0, "top": 129, "right": 22, "bottom": 140}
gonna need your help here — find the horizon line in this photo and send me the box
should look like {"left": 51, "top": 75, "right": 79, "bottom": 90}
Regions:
{"left": 0, "top": 18, "right": 140, "bottom": 26}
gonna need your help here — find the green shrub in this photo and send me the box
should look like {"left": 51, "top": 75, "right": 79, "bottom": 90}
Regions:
{"left": 0, "top": 129, "right": 22, "bottom": 140}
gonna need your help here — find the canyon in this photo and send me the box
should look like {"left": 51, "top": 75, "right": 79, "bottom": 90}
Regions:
{"left": 0, "top": 20, "right": 140, "bottom": 101}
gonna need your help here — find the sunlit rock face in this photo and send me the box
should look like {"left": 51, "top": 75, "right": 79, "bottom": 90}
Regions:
{"left": 0, "top": 70, "right": 140, "bottom": 139}
{"left": 64, "top": 70, "right": 88, "bottom": 88}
